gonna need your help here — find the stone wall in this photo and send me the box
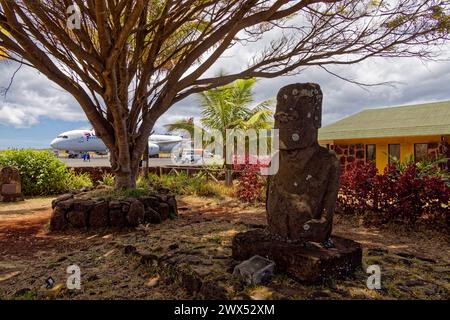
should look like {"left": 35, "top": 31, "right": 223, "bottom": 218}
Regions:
{"left": 50, "top": 188, "right": 177, "bottom": 231}
{"left": 329, "top": 144, "right": 365, "bottom": 171}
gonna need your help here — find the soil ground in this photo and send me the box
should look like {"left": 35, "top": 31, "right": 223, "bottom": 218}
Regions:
{"left": 0, "top": 196, "right": 448, "bottom": 300}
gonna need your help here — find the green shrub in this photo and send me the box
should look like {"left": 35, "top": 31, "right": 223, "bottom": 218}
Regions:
{"left": 145, "top": 172, "right": 227, "bottom": 198}
{"left": 66, "top": 171, "right": 93, "bottom": 190}
{"left": 0, "top": 149, "right": 71, "bottom": 196}
{"left": 99, "top": 173, "right": 115, "bottom": 186}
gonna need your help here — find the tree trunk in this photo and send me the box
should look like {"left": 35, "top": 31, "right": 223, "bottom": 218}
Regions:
{"left": 109, "top": 143, "right": 140, "bottom": 190}
{"left": 115, "top": 169, "right": 137, "bottom": 189}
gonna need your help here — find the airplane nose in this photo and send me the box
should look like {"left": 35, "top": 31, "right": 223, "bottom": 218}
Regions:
{"left": 50, "top": 138, "right": 59, "bottom": 149}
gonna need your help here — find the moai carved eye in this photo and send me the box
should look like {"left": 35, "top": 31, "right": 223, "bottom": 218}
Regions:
{"left": 292, "top": 133, "right": 300, "bottom": 141}
{"left": 303, "top": 224, "right": 310, "bottom": 231}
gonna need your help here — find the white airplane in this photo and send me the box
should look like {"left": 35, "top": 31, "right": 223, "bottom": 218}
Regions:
{"left": 50, "top": 130, "right": 183, "bottom": 158}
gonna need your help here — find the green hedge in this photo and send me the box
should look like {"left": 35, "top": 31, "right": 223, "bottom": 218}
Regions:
{"left": 0, "top": 149, "right": 92, "bottom": 196}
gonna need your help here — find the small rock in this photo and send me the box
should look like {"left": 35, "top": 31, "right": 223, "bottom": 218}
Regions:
{"left": 145, "top": 276, "right": 160, "bottom": 287}
{"left": 404, "top": 279, "right": 425, "bottom": 287}
{"left": 233, "top": 255, "right": 275, "bottom": 285}
{"left": 56, "top": 256, "right": 67, "bottom": 263}
{"left": 168, "top": 243, "right": 179, "bottom": 250}
{"left": 424, "top": 286, "right": 438, "bottom": 296}
{"left": 123, "top": 245, "right": 137, "bottom": 255}
{"left": 87, "top": 275, "right": 99, "bottom": 282}
{"left": 199, "top": 280, "right": 228, "bottom": 300}
{"left": 14, "top": 288, "right": 31, "bottom": 297}
{"left": 180, "top": 272, "right": 202, "bottom": 295}
{"left": 140, "top": 253, "right": 159, "bottom": 265}
{"left": 397, "top": 285, "right": 413, "bottom": 294}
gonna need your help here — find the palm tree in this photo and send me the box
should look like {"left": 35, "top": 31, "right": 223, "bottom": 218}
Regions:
{"left": 166, "top": 78, "right": 273, "bottom": 185}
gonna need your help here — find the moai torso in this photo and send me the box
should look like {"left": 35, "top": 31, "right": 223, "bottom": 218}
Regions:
{"left": 266, "top": 83, "right": 340, "bottom": 244}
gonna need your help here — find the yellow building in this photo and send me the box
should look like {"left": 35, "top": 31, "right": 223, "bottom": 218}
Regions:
{"left": 318, "top": 100, "right": 450, "bottom": 172}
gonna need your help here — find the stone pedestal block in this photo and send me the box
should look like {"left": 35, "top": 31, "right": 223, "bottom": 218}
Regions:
{"left": 232, "top": 229, "right": 362, "bottom": 283}
{"left": 0, "top": 166, "right": 24, "bottom": 202}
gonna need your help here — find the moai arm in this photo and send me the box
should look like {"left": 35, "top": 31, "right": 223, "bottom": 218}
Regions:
{"left": 321, "top": 156, "right": 340, "bottom": 230}
{"left": 304, "top": 155, "right": 340, "bottom": 242}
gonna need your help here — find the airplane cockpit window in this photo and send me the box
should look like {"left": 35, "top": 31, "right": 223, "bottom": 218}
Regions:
{"left": 57, "top": 135, "right": 69, "bottom": 139}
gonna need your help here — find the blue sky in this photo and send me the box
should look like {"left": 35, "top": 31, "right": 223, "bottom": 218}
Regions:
{"left": 1, "top": 47, "right": 450, "bottom": 149}
{"left": 0, "top": 118, "right": 89, "bottom": 149}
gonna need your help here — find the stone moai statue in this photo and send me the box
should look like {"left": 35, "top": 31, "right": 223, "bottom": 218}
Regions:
{"left": 266, "top": 83, "right": 340, "bottom": 244}
{"left": 0, "top": 166, "right": 24, "bottom": 202}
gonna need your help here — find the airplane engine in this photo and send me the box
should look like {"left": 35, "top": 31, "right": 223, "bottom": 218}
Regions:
{"left": 148, "top": 143, "right": 160, "bottom": 158}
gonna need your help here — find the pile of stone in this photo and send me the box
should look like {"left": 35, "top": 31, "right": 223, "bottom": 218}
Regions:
{"left": 50, "top": 188, "right": 177, "bottom": 231}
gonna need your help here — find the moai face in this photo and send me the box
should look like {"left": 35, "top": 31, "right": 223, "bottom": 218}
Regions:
{"left": 274, "top": 83, "right": 323, "bottom": 150}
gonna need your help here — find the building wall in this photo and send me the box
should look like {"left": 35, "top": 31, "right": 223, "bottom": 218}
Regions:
{"left": 320, "top": 135, "right": 449, "bottom": 172}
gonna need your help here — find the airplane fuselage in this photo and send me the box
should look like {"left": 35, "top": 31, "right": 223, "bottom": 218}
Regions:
{"left": 50, "top": 130, "right": 183, "bottom": 156}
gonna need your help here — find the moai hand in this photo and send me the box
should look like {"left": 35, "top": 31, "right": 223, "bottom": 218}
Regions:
{"left": 266, "top": 83, "right": 340, "bottom": 244}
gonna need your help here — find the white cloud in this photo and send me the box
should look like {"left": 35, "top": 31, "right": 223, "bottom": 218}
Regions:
{"left": 1, "top": 41, "right": 450, "bottom": 132}
{"left": 0, "top": 63, "right": 86, "bottom": 127}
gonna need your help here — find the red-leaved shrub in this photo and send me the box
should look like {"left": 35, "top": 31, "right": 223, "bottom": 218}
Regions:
{"left": 233, "top": 156, "right": 266, "bottom": 203}
{"left": 338, "top": 161, "right": 450, "bottom": 226}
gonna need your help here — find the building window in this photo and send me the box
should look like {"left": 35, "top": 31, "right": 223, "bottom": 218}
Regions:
{"left": 414, "top": 143, "right": 428, "bottom": 162}
{"left": 365, "top": 144, "right": 376, "bottom": 164}
{"left": 388, "top": 144, "right": 400, "bottom": 163}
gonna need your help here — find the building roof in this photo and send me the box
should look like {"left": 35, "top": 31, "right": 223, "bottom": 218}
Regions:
{"left": 318, "top": 100, "right": 450, "bottom": 141}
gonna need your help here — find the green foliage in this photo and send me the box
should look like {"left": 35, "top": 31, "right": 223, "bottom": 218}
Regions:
{"left": 66, "top": 171, "right": 93, "bottom": 190}
{"left": 0, "top": 149, "right": 71, "bottom": 196}
{"left": 145, "top": 172, "right": 230, "bottom": 198}
{"left": 99, "top": 173, "right": 116, "bottom": 186}
{"left": 388, "top": 154, "right": 450, "bottom": 179}
{"left": 165, "top": 78, "right": 273, "bottom": 141}
{"left": 0, "top": 149, "right": 94, "bottom": 195}
{"left": 112, "top": 187, "right": 151, "bottom": 198}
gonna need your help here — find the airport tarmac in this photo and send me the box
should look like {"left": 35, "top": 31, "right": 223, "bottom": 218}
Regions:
{"left": 60, "top": 157, "right": 174, "bottom": 168}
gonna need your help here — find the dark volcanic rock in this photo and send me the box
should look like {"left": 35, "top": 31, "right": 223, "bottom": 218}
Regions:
{"left": 67, "top": 210, "right": 87, "bottom": 228}
{"left": 49, "top": 208, "right": 67, "bottom": 231}
{"left": 73, "top": 199, "right": 94, "bottom": 212}
{"left": 199, "top": 281, "right": 228, "bottom": 300}
{"left": 52, "top": 194, "right": 73, "bottom": 209}
{"left": 109, "top": 209, "right": 126, "bottom": 227}
{"left": 89, "top": 201, "right": 109, "bottom": 228}
{"left": 139, "top": 196, "right": 160, "bottom": 209}
{"left": 127, "top": 200, "right": 145, "bottom": 226}
{"left": 145, "top": 208, "right": 162, "bottom": 224}
{"left": 159, "top": 202, "right": 170, "bottom": 221}
{"left": 180, "top": 272, "right": 202, "bottom": 295}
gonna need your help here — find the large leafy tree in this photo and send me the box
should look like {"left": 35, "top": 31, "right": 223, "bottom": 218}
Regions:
{"left": 0, "top": 0, "right": 449, "bottom": 189}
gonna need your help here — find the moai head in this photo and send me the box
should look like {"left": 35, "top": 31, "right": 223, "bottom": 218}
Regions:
{"left": 274, "top": 83, "right": 323, "bottom": 150}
